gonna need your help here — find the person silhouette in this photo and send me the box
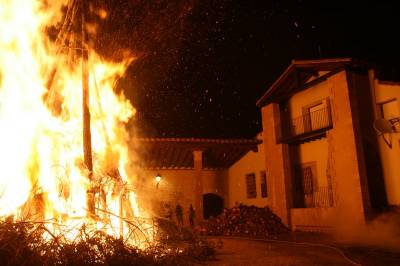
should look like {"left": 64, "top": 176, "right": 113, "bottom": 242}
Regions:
{"left": 175, "top": 203, "right": 183, "bottom": 226}
{"left": 189, "top": 204, "right": 195, "bottom": 228}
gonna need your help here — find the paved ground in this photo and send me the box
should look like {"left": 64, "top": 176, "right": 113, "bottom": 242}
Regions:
{"left": 205, "top": 236, "right": 400, "bottom": 266}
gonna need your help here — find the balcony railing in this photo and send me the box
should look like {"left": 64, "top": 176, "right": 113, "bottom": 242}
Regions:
{"left": 281, "top": 107, "right": 332, "bottom": 142}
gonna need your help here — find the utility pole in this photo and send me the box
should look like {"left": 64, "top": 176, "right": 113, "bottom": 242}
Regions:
{"left": 81, "top": 0, "right": 95, "bottom": 217}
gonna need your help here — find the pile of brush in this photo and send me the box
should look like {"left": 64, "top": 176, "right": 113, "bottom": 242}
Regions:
{"left": 200, "top": 204, "right": 290, "bottom": 239}
{"left": 0, "top": 217, "right": 216, "bottom": 266}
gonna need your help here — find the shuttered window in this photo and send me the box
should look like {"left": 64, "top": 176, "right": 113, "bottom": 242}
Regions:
{"left": 245, "top": 173, "right": 257, "bottom": 198}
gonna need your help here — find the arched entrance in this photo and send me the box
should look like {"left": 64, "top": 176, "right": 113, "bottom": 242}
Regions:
{"left": 203, "top": 193, "right": 224, "bottom": 219}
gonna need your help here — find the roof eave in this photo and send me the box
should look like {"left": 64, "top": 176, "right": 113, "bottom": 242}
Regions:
{"left": 256, "top": 57, "right": 353, "bottom": 108}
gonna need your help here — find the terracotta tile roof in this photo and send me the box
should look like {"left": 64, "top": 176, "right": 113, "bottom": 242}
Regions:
{"left": 135, "top": 137, "right": 261, "bottom": 144}
{"left": 134, "top": 137, "right": 262, "bottom": 169}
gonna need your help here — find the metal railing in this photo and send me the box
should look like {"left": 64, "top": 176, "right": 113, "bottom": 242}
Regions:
{"left": 293, "top": 186, "right": 334, "bottom": 208}
{"left": 282, "top": 107, "right": 332, "bottom": 141}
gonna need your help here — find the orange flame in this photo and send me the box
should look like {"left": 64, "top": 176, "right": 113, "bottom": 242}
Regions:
{"left": 0, "top": 0, "right": 151, "bottom": 246}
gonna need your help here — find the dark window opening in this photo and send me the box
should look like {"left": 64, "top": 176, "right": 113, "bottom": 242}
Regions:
{"left": 260, "top": 171, "right": 267, "bottom": 198}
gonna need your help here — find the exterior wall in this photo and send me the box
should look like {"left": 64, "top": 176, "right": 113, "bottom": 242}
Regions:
{"left": 261, "top": 103, "right": 293, "bottom": 226}
{"left": 275, "top": 72, "right": 334, "bottom": 230}
{"left": 290, "top": 208, "right": 336, "bottom": 231}
{"left": 226, "top": 134, "right": 267, "bottom": 208}
{"left": 288, "top": 70, "right": 330, "bottom": 184}
{"left": 283, "top": 74, "right": 333, "bottom": 231}
{"left": 203, "top": 169, "right": 227, "bottom": 197}
{"left": 139, "top": 169, "right": 196, "bottom": 216}
{"left": 288, "top": 72, "right": 331, "bottom": 118}
{"left": 298, "top": 139, "right": 329, "bottom": 186}
{"left": 374, "top": 81, "right": 400, "bottom": 206}
{"left": 138, "top": 168, "right": 227, "bottom": 224}
{"left": 264, "top": 70, "right": 372, "bottom": 231}
{"left": 321, "top": 70, "right": 370, "bottom": 226}
{"left": 285, "top": 72, "right": 333, "bottom": 231}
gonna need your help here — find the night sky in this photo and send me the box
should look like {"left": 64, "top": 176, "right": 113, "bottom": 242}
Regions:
{"left": 90, "top": 0, "right": 400, "bottom": 138}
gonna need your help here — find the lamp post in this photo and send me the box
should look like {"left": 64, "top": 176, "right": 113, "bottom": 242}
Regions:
{"left": 155, "top": 174, "right": 161, "bottom": 189}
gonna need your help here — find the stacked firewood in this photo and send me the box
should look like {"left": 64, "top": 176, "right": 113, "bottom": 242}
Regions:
{"left": 200, "top": 204, "right": 289, "bottom": 238}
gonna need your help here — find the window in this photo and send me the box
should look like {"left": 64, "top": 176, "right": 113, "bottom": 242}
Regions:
{"left": 293, "top": 162, "right": 318, "bottom": 208}
{"left": 245, "top": 173, "right": 257, "bottom": 198}
{"left": 301, "top": 98, "right": 331, "bottom": 133}
{"left": 301, "top": 166, "right": 314, "bottom": 195}
{"left": 260, "top": 171, "right": 268, "bottom": 198}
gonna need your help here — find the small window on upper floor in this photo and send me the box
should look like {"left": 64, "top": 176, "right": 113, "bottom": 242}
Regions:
{"left": 245, "top": 173, "right": 257, "bottom": 199}
{"left": 302, "top": 98, "right": 332, "bottom": 132}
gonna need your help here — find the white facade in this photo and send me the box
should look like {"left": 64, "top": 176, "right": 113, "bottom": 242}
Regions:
{"left": 374, "top": 80, "right": 400, "bottom": 206}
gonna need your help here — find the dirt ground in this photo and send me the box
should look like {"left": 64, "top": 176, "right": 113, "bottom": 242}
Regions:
{"left": 205, "top": 236, "right": 400, "bottom": 266}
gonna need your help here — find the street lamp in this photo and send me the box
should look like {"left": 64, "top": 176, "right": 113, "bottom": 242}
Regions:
{"left": 155, "top": 174, "right": 162, "bottom": 188}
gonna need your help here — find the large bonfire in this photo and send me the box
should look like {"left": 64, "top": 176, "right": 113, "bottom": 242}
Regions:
{"left": 0, "top": 0, "right": 151, "bottom": 246}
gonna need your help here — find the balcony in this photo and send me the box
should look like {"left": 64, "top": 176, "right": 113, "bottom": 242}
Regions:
{"left": 280, "top": 107, "right": 333, "bottom": 143}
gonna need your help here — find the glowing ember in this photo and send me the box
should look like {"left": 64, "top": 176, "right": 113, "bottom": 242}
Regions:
{"left": 0, "top": 0, "right": 151, "bottom": 246}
